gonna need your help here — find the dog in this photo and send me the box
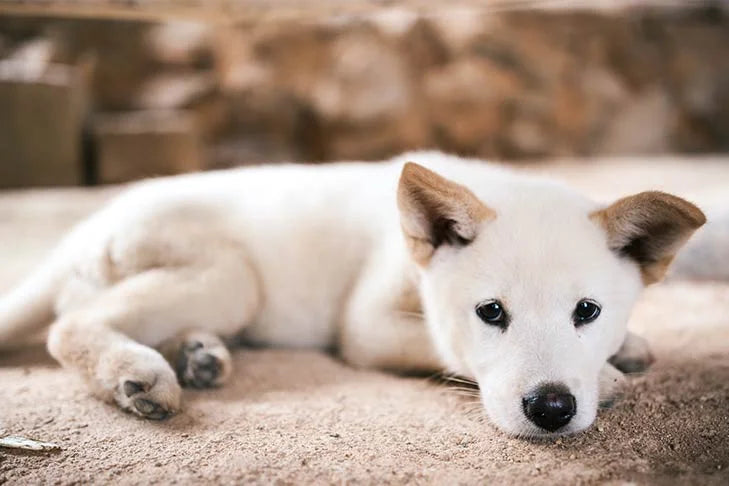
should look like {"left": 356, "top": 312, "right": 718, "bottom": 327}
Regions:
{"left": 0, "top": 151, "right": 705, "bottom": 437}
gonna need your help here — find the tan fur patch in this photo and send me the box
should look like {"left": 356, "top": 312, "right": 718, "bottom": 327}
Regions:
{"left": 590, "top": 191, "right": 706, "bottom": 284}
{"left": 397, "top": 281, "right": 423, "bottom": 316}
{"left": 397, "top": 162, "right": 495, "bottom": 266}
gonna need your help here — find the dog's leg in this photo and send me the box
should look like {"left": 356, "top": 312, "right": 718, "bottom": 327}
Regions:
{"left": 340, "top": 249, "right": 441, "bottom": 373}
{"left": 48, "top": 308, "right": 182, "bottom": 419}
{"left": 608, "top": 331, "right": 655, "bottom": 374}
{"left": 48, "top": 261, "right": 259, "bottom": 419}
{"left": 341, "top": 310, "right": 441, "bottom": 372}
{"left": 159, "top": 329, "right": 232, "bottom": 389}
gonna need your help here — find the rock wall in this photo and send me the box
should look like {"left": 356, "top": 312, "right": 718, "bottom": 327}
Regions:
{"left": 0, "top": 2, "right": 728, "bottom": 185}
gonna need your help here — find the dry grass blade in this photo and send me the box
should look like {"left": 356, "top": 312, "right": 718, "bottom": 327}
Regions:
{"left": 0, "top": 435, "right": 62, "bottom": 451}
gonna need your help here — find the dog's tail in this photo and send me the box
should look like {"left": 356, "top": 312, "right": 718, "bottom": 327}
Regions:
{"left": 0, "top": 253, "right": 66, "bottom": 348}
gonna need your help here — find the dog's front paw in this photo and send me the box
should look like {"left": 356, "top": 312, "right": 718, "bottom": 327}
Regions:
{"left": 173, "top": 332, "right": 232, "bottom": 388}
{"left": 609, "top": 332, "right": 655, "bottom": 374}
{"left": 99, "top": 345, "right": 182, "bottom": 420}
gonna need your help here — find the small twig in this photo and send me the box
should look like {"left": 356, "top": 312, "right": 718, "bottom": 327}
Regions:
{"left": 0, "top": 436, "right": 62, "bottom": 452}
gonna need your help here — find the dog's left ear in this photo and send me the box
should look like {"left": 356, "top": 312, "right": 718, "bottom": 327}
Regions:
{"left": 398, "top": 162, "right": 495, "bottom": 266}
{"left": 591, "top": 191, "right": 706, "bottom": 284}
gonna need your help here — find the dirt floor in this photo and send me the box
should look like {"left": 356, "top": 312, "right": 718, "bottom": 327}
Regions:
{"left": 1, "top": 157, "right": 728, "bottom": 485}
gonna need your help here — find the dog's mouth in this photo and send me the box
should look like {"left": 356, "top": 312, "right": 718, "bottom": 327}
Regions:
{"left": 489, "top": 413, "right": 591, "bottom": 440}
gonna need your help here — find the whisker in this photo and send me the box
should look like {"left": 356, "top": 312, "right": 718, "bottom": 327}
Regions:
{"left": 462, "top": 407, "right": 488, "bottom": 424}
{"left": 447, "top": 386, "right": 482, "bottom": 393}
{"left": 446, "top": 389, "right": 481, "bottom": 397}
{"left": 440, "top": 374, "right": 478, "bottom": 387}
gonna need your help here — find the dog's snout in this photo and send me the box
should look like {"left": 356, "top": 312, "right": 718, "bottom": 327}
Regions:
{"left": 522, "top": 383, "right": 576, "bottom": 432}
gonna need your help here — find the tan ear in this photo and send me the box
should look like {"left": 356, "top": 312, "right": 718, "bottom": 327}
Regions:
{"left": 397, "top": 162, "right": 495, "bottom": 266}
{"left": 591, "top": 191, "right": 706, "bottom": 284}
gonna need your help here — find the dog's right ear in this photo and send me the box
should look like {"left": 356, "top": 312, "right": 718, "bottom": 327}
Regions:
{"left": 397, "top": 162, "right": 495, "bottom": 266}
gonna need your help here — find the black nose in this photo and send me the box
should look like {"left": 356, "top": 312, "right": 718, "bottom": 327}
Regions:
{"left": 522, "top": 383, "right": 576, "bottom": 432}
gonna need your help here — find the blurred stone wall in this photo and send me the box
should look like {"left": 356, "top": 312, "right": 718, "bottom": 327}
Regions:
{"left": 0, "top": 1, "right": 728, "bottom": 186}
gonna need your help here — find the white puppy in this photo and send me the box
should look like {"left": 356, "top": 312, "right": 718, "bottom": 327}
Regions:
{"left": 0, "top": 152, "right": 705, "bottom": 436}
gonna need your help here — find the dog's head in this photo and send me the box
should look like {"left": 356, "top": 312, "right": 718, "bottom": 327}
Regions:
{"left": 397, "top": 162, "right": 705, "bottom": 437}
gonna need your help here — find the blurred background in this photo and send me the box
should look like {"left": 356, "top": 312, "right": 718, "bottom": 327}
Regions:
{"left": 0, "top": 0, "right": 728, "bottom": 187}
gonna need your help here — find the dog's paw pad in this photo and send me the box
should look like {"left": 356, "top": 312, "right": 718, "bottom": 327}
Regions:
{"left": 186, "top": 351, "right": 222, "bottom": 388}
{"left": 609, "top": 333, "right": 655, "bottom": 375}
{"left": 117, "top": 376, "right": 179, "bottom": 420}
{"left": 176, "top": 339, "right": 230, "bottom": 388}
{"left": 132, "top": 398, "right": 171, "bottom": 420}
{"left": 610, "top": 357, "right": 653, "bottom": 374}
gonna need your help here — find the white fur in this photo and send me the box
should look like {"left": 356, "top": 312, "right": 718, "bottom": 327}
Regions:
{"left": 0, "top": 151, "right": 656, "bottom": 435}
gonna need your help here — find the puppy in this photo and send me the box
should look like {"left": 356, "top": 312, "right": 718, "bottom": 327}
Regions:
{"left": 0, "top": 151, "right": 705, "bottom": 437}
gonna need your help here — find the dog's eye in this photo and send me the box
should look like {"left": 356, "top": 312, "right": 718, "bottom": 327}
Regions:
{"left": 573, "top": 299, "right": 601, "bottom": 326}
{"left": 475, "top": 300, "right": 508, "bottom": 329}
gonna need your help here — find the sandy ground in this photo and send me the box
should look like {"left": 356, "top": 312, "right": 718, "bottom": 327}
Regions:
{"left": 1, "top": 157, "right": 728, "bottom": 485}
